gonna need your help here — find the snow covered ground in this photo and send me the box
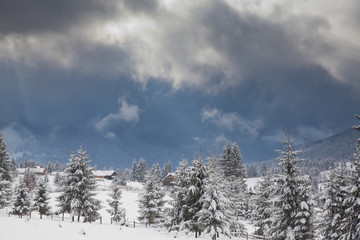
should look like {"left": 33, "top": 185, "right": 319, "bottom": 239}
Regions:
{"left": 0, "top": 175, "right": 252, "bottom": 240}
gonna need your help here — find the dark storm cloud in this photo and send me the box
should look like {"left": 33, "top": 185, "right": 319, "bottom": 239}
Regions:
{"left": 0, "top": 0, "right": 118, "bottom": 34}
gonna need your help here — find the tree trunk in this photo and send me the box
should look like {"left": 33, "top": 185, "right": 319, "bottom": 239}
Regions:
{"left": 195, "top": 231, "right": 198, "bottom": 238}
{"left": 40, "top": 213, "right": 42, "bottom": 219}
{"left": 77, "top": 214, "right": 80, "bottom": 222}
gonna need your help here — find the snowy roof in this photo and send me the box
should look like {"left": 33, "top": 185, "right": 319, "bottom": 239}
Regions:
{"left": 91, "top": 170, "right": 116, "bottom": 177}
{"left": 17, "top": 167, "right": 46, "bottom": 174}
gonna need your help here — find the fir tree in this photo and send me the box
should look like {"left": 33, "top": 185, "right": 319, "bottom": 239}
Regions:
{"left": 339, "top": 120, "right": 360, "bottom": 239}
{"left": 253, "top": 171, "right": 274, "bottom": 236}
{"left": 130, "top": 159, "right": 138, "bottom": 181}
{"left": 12, "top": 178, "right": 31, "bottom": 218}
{"left": 161, "top": 161, "right": 172, "bottom": 180}
{"left": 322, "top": 165, "right": 348, "bottom": 240}
{"left": 137, "top": 158, "right": 147, "bottom": 183}
{"left": 23, "top": 168, "right": 37, "bottom": 192}
{"left": 167, "top": 159, "right": 189, "bottom": 231}
{"left": 0, "top": 131, "right": 12, "bottom": 208}
{"left": 33, "top": 179, "right": 51, "bottom": 219}
{"left": 219, "top": 141, "right": 233, "bottom": 177}
{"left": 57, "top": 145, "right": 101, "bottom": 222}
{"left": 197, "top": 151, "right": 232, "bottom": 240}
{"left": 138, "top": 172, "right": 165, "bottom": 227}
{"left": 181, "top": 153, "right": 207, "bottom": 238}
{"left": 107, "top": 181, "right": 126, "bottom": 224}
{"left": 270, "top": 132, "right": 314, "bottom": 240}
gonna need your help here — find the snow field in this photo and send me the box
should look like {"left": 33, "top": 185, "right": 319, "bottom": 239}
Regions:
{"left": 1, "top": 175, "right": 251, "bottom": 240}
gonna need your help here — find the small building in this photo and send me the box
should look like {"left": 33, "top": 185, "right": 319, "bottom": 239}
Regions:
{"left": 91, "top": 170, "right": 117, "bottom": 180}
{"left": 17, "top": 166, "right": 46, "bottom": 176}
{"left": 162, "top": 173, "right": 175, "bottom": 186}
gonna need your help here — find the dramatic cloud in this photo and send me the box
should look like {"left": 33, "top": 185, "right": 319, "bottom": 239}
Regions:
{"left": 94, "top": 97, "right": 141, "bottom": 135}
{"left": 201, "top": 107, "right": 263, "bottom": 137}
{"left": 0, "top": 0, "right": 359, "bottom": 92}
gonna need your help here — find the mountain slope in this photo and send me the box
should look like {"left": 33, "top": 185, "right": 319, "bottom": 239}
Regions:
{"left": 298, "top": 128, "right": 360, "bottom": 162}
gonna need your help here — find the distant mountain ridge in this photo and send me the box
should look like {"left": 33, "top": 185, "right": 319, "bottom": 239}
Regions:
{"left": 298, "top": 128, "right": 360, "bottom": 162}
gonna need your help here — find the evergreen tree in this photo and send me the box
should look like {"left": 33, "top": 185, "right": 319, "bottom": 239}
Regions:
{"left": 138, "top": 172, "right": 165, "bottom": 227}
{"left": 161, "top": 161, "right": 172, "bottom": 180}
{"left": 167, "top": 159, "right": 189, "bottom": 231}
{"left": 339, "top": 120, "right": 360, "bottom": 239}
{"left": 322, "top": 165, "right": 348, "bottom": 240}
{"left": 130, "top": 159, "right": 138, "bottom": 181}
{"left": 232, "top": 142, "right": 246, "bottom": 179}
{"left": 149, "top": 163, "right": 161, "bottom": 183}
{"left": 33, "top": 179, "right": 51, "bottom": 219}
{"left": 57, "top": 145, "right": 101, "bottom": 222}
{"left": 219, "top": 141, "right": 233, "bottom": 177}
{"left": 23, "top": 168, "right": 37, "bottom": 192}
{"left": 10, "top": 158, "right": 18, "bottom": 172}
{"left": 181, "top": 153, "right": 207, "bottom": 238}
{"left": 270, "top": 133, "right": 314, "bottom": 240}
{"left": 253, "top": 171, "right": 274, "bottom": 236}
{"left": 138, "top": 158, "right": 147, "bottom": 183}
{"left": 12, "top": 178, "right": 31, "bottom": 218}
{"left": 197, "top": 151, "right": 232, "bottom": 240}
{"left": 107, "top": 181, "right": 126, "bottom": 224}
{"left": 246, "top": 163, "right": 258, "bottom": 178}
{"left": 0, "top": 131, "right": 12, "bottom": 208}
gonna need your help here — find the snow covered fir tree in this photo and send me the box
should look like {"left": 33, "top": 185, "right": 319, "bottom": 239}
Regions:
{"left": 33, "top": 179, "right": 51, "bottom": 219}
{"left": 138, "top": 171, "right": 165, "bottom": 227}
{"left": 196, "top": 151, "right": 232, "bottom": 240}
{"left": 107, "top": 181, "right": 126, "bottom": 224}
{"left": 57, "top": 145, "right": 101, "bottom": 222}
{"left": 252, "top": 170, "right": 273, "bottom": 236}
{"left": 270, "top": 131, "right": 314, "bottom": 240}
{"left": 0, "top": 131, "right": 12, "bottom": 208}
{"left": 12, "top": 178, "right": 31, "bottom": 218}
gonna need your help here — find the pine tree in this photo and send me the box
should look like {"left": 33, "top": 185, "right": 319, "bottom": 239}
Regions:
{"left": 0, "top": 131, "right": 12, "bottom": 208}
{"left": 232, "top": 142, "right": 246, "bottom": 179}
{"left": 322, "top": 165, "right": 348, "bottom": 240}
{"left": 12, "top": 178, "right": 31, "bottom": 218}
{"left": 138, "top": 158, "right": 147, "bottom": 183}
{"left": 130, "top": 159, "right": 138, "bottom": 181}
{"left": 161, "top": 161, "right": 172, "bottom": 180}
{"left": 181, "top": 153, "right": 207, "bottom": 238}
{"left": 246, "top": 163, "right": 258, "bottom": 178}
{"left": 57, "top": 145, "right": 101, "bottom": 222}
{"left": 107, "top": 181, "right": 126, "bottom": 224}
{"left": 149, "top": 163, "right": 161, "bottom": 182}
{"left": 197, "top": 151, "right": 232, "bottom": 240}
{"left": 167, "top": 159, "right": 189, "bottom": 231}
{"left": 219, "top": 141, "right": 233, "bottom": 177}
{"left": 253, "top": 171, "right": 274, "bottom": 236}
{"left": 23, "top": 168, "right": 37, "bottom": 192}
{"left": 33, "top": 179, "right": 51, "bottom": 219}
{"left": 339, "top": 121, "right": 360, "bottom": 239}
{"left": 138, "top": 172, "right": 165, "bottom": 227}
{"left": 270, "top": 132, "right": 315, "bottom": 240}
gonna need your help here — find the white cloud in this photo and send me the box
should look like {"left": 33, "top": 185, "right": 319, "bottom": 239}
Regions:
{"left": 94, "top": 97, "right": 141, "bottom": 133}
{"left": 201, "top": 107, "right": 263, "bottom": 137}
{"left": 105, "top": 132, "right": 117, "bottom": 140}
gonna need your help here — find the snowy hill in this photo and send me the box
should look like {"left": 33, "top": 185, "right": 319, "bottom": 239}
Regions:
{"left": 298, "top": 128, "right": 360, "bottom": 162}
